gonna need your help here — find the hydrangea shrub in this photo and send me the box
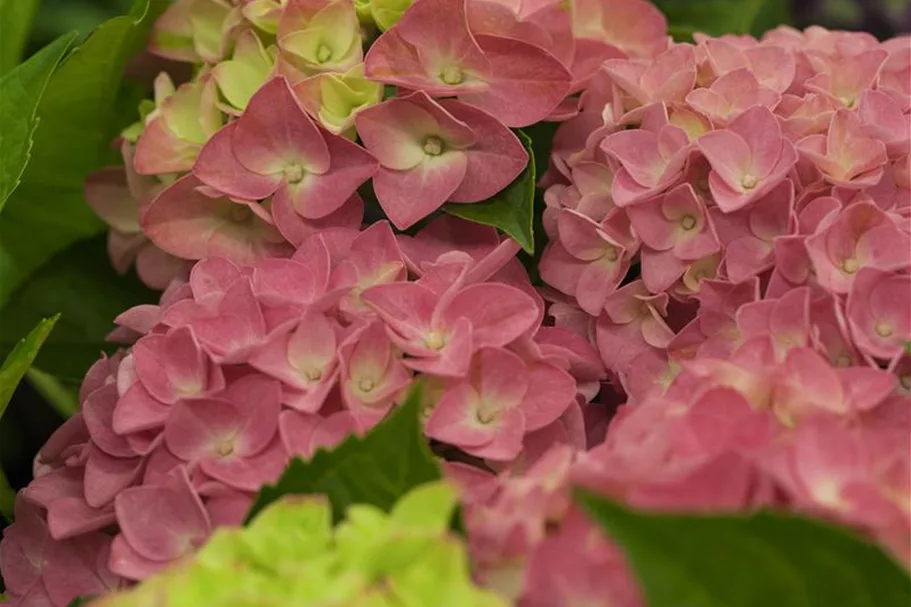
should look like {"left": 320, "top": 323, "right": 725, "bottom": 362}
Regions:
{"left": 0, "top": 0, "right": 909, "bottom": 605}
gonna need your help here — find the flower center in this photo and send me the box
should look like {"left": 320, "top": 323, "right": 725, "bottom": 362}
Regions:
{"left": 440, "top": 65, "right": 464, "bottom": 85}
{"left": 603, "top": 245, "right": 619, "bottom": 262}
{"left": 476, "top": 403, "right": 497, "bottom": 425}
{"left": 316, "top": 44, "right": 333, "bottom": 64}
{"left": 900, "top": 374, "right": 911, "bottom": 391}
{"left": 422, "top": 136, "right": 444, "bottom": 156}
{"left": 358, "top": 377, "right": 376, "bottom": 393}
{"left": 680, "top": 214, "right": 697, "bottom": 230}
{"left": 229, "top": 204, "right": 252, "bottom": 223}
{"left": 212, "top": 438, "right": 235, "bottom": 458}
{"left": 423, "top": 331, "right": 447, "bottom": 351}
{"left": 284, "top": 164, "right": 305, "bottom": 184}
{"left": 741, "top": 174, "right": 758, "bottom": 189}
{"left": 303, "top": 367, "right": 322, "bottom": 382}
{"left": 875, "top": 322, "right": 893, "bottom": 338}
{"left": 834, "top": 354, "right": 852, "bottom": 367}
{"left": 841, "top": 257, "right": 859, "bottom": 274}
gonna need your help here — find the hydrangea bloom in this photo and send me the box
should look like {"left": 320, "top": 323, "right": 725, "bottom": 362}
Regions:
{"left": 2, "top": 0, "right": 910, "bottom": 605}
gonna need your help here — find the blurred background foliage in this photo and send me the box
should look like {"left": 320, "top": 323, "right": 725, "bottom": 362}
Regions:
{"left": 0, "top": 0, "right": 907, "bottom": 556}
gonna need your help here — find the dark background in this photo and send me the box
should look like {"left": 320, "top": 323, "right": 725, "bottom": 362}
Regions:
{"left": 0, "top": 0, "right": 908, "bottom": 565}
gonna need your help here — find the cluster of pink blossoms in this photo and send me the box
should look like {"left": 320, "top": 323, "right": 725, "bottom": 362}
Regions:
{"left": 2, "top": 0, "right": 910, "bottom": 605}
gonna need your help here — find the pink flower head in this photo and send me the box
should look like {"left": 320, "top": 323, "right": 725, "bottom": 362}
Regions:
{"left": 627, "top": 182, "right": 720, "bottom": 292}
{"left": 329, "top": 220, "right": 407, "bottom": 316}
{"left": 164, "top": 374, "right": 284, "bottom": 490}
{"left": 142, "top": 175, "right": 292, "bottom": 265}
{"left": 362, "top": 277, "right": 540, "bottom": 377}
{"left": 846, "top": 268, "right": 911, "bottom": 361}
{"left": 130, "top": 326, "right": 225, "bottom": 405}
{"left": 1, "top": 498, "right": 121, "bottom": 606}
{"left": 354, "top": 91, "right": 528, "bottom": 229}
{"left": 111, "top": 467, "right": 212, "bottom": 579}
{"left": 804, "top": 48, "right": 888, "bottom": 109}
{"left": 797, "top": 109, "right": 888, "bottom": 189}
{"left": 194, "top": 76, "right": 377, "bottom": 219}
{"left": 805, "top": 201, "right": 911, "bottom": 294}
{"left": 697, "top": 105, "right": 798, "bottom": 212}
{"left": 84, "top": 142, "right": 188, "bottom": 290}
{"left": 339, "top": 320, "right": 413, "bottom": 428}
{"left": 701, "top": 39, "right": 796, "bottom": 93}
{"left": 857, "top": 89, "right": 911, "bottom": 160}
{"left": 685, "top": 67, "right": 781, "bottom": 126}
{"left": 711, "top": 178, "right": 796, "bottom": 282}
{"left": 735, "top": 286, "right": 811, "bottom": 359}
{"left": 364, "top": 0, "right": 571, "bottom": 127}
{"left": 601, "top": 44, "right": 696, "bottom": 108}
{"left": 425, "top": 347, "right": 575, "bottom": 461}
{"left": 570, "top": 0, "right": 668, "bottom": 60}
{"left": 601, "top": 103, "right": 693, "bottom": 207}
{"left": 539, "top": 209, "right": 635, "bottom": 315}
{"left": 596, "top": 280, "right": 675, "bottom": 375}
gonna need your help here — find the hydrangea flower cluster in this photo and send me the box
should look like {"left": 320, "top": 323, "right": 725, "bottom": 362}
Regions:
{"left": 88, "top": 482, "right": 506, "bottom": 607}
{"left": 2, "top": 0, "right": 910, "bottom": 605}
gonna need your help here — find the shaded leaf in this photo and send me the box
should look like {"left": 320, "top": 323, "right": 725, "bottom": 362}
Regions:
{"left": 653, "top": 0, "right": 771, "bottom": 39}
{"left": 0, "top": 33, "right": 76, "bottom": 211}
{"left": 246, "top": 382, "right": 441, "bottom": 523}
{"left": 577, "top": 491, "right": 911, "bottom": 607}
{"left": 0, "top": 0, "right": 169, "bottom": 308}
{"left": 443, "top": 130, "right": 536, "bottom": 253}
{"left": 0, "top": 236, "right": 157, "bottom": 384}
{"left": 0, "top": 0, "right": 41, "bottom": 74}
{"left": 0, "top": 315, "right": 59, "bottom": 419}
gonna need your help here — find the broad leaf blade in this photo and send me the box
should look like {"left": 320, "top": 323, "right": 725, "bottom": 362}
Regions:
{"left": 578, "top": 492, "right": 911, "bottom": 607}
{"left": 0, "top": 33, "right": 76, "bottom": 211}
{"left": 0, "top": 315, "right": 59, "bottom": 418}
{"left": 0, "top": 0, "right": 40, "bottom": 74}
{"left": 245, "top": 382, "right": 440, "bottom": 523}
{"left": 443, "top": 130, "right": 536, "bottom": 253}
{"left": 0, "top": 0, "right": 169, "bottom": 308}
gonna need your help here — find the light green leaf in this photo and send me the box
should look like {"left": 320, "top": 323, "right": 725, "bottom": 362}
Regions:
{"left": 577, "top": 492, "right": 911, "bottom": 607}
{"left": 0, "top": 237, "right": 157, "bottom": 383}
{"left": 0, "top": 0, "right": 40, "bottom": 74}
{"left": 0, "top": 0, "right": 169, "bottom": 308}
{"left": 245, "top": 382, "right": 441, "bottom": 523}
{"left": 0, "top": 33, "right": 76, "bottom": 211}
{"left": 443, "top": 130, "right": 536, "bottom": 253}
{"left": 0, "top": 315, "right": 59, "bottom": 420}
{"left": 26, "top": 366, "right": 79, "bottom": 418}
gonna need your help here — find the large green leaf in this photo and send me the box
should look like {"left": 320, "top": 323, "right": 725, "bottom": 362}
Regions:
{"left": 245, "top": 382, "right": 441, "bottom": 524}
{"left": 0, "top": 315, "right": 59, "bottom": 420}
{"left": 0, "top": 0, "right": 41, "bottom": 74}
{"left": 0, "top": 236, "right": 157, "bottom": 384}
{"left": 443, "top": 130, "right": 536, "bottom": 254}
{"left": 0, "top": 0, "right": 168, "bottom": 308}
{"left": 578, "top": 492, "right": 911, "bottom": 607}
{"left": 653, "top": 0, "right": 778, "bottom": 39}
{"left": 0, "top": 33, "right": 76, "bottom": 211}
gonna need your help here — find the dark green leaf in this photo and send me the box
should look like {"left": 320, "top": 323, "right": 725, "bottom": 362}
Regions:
{"left": 443, "top": 130, "right": 536, "bottom": 253}
{"left": 653, "top": 0, "right": 770, "bottom": 39}
{"left": 0, "top": 237, "right": 157, "bottom": 383}
{"left": 0, "top": 33, "right": 76, "bottom": 211}
{"left": 67, "top": 598, "right": 89, "bottom": 607}
{"left": 0, "top": 0, "right": 41, "bottom": 74}
{"left": 0, "top": 0, "right": 169, "bottom": 308}
{"left": 0, "top": 315, "right": 59, "bottom": 419}
{"left": 577, "top": 491, "right": 911, "bottom": 607}
{"left": 245, "top": 382, "right": 441, "bottom": 524}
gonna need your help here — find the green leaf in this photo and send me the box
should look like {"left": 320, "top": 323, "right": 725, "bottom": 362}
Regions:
{"left": 0, "top": 0, "right": 169, "bottom": 308}
{"left": 0, "top": 315, "right": 59, "bottom": 420}
{"left": 0, "top": 236, "right": 157, "bottom": 383}
{"left": 245, "top": 382, "right": 441, "bottom": 524}
{"left": 0, "top": 465, "right": 14, "bottom": 522}
{"left": 0, "top": 33, "right": 76, "bottom": 211}
{"left": 653, "top": 0, "right": 771, "bottom": 38}
{"left": 0, "top": 0, "right": 41, "bottom": 74}
{"left": 577, "top": 492, "right": 911, "bottom": 607}
{"left": 443, "top": 130, "right": 536, "bottom": 254}
{"left": 26, "top": 366, "right": 79, "bottom": 418}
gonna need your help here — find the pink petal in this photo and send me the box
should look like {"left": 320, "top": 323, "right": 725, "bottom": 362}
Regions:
{"left": 193, "top": 122, "right": 280, "bottom": 200}
{"left": 521, "top": 361, "right": 576, "bottom": 431}
{"left": 374, "top": 154, "right": 468, "bottom": 229}
{"left": 442, "top": 283, "right": 539, "bottom": 348}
